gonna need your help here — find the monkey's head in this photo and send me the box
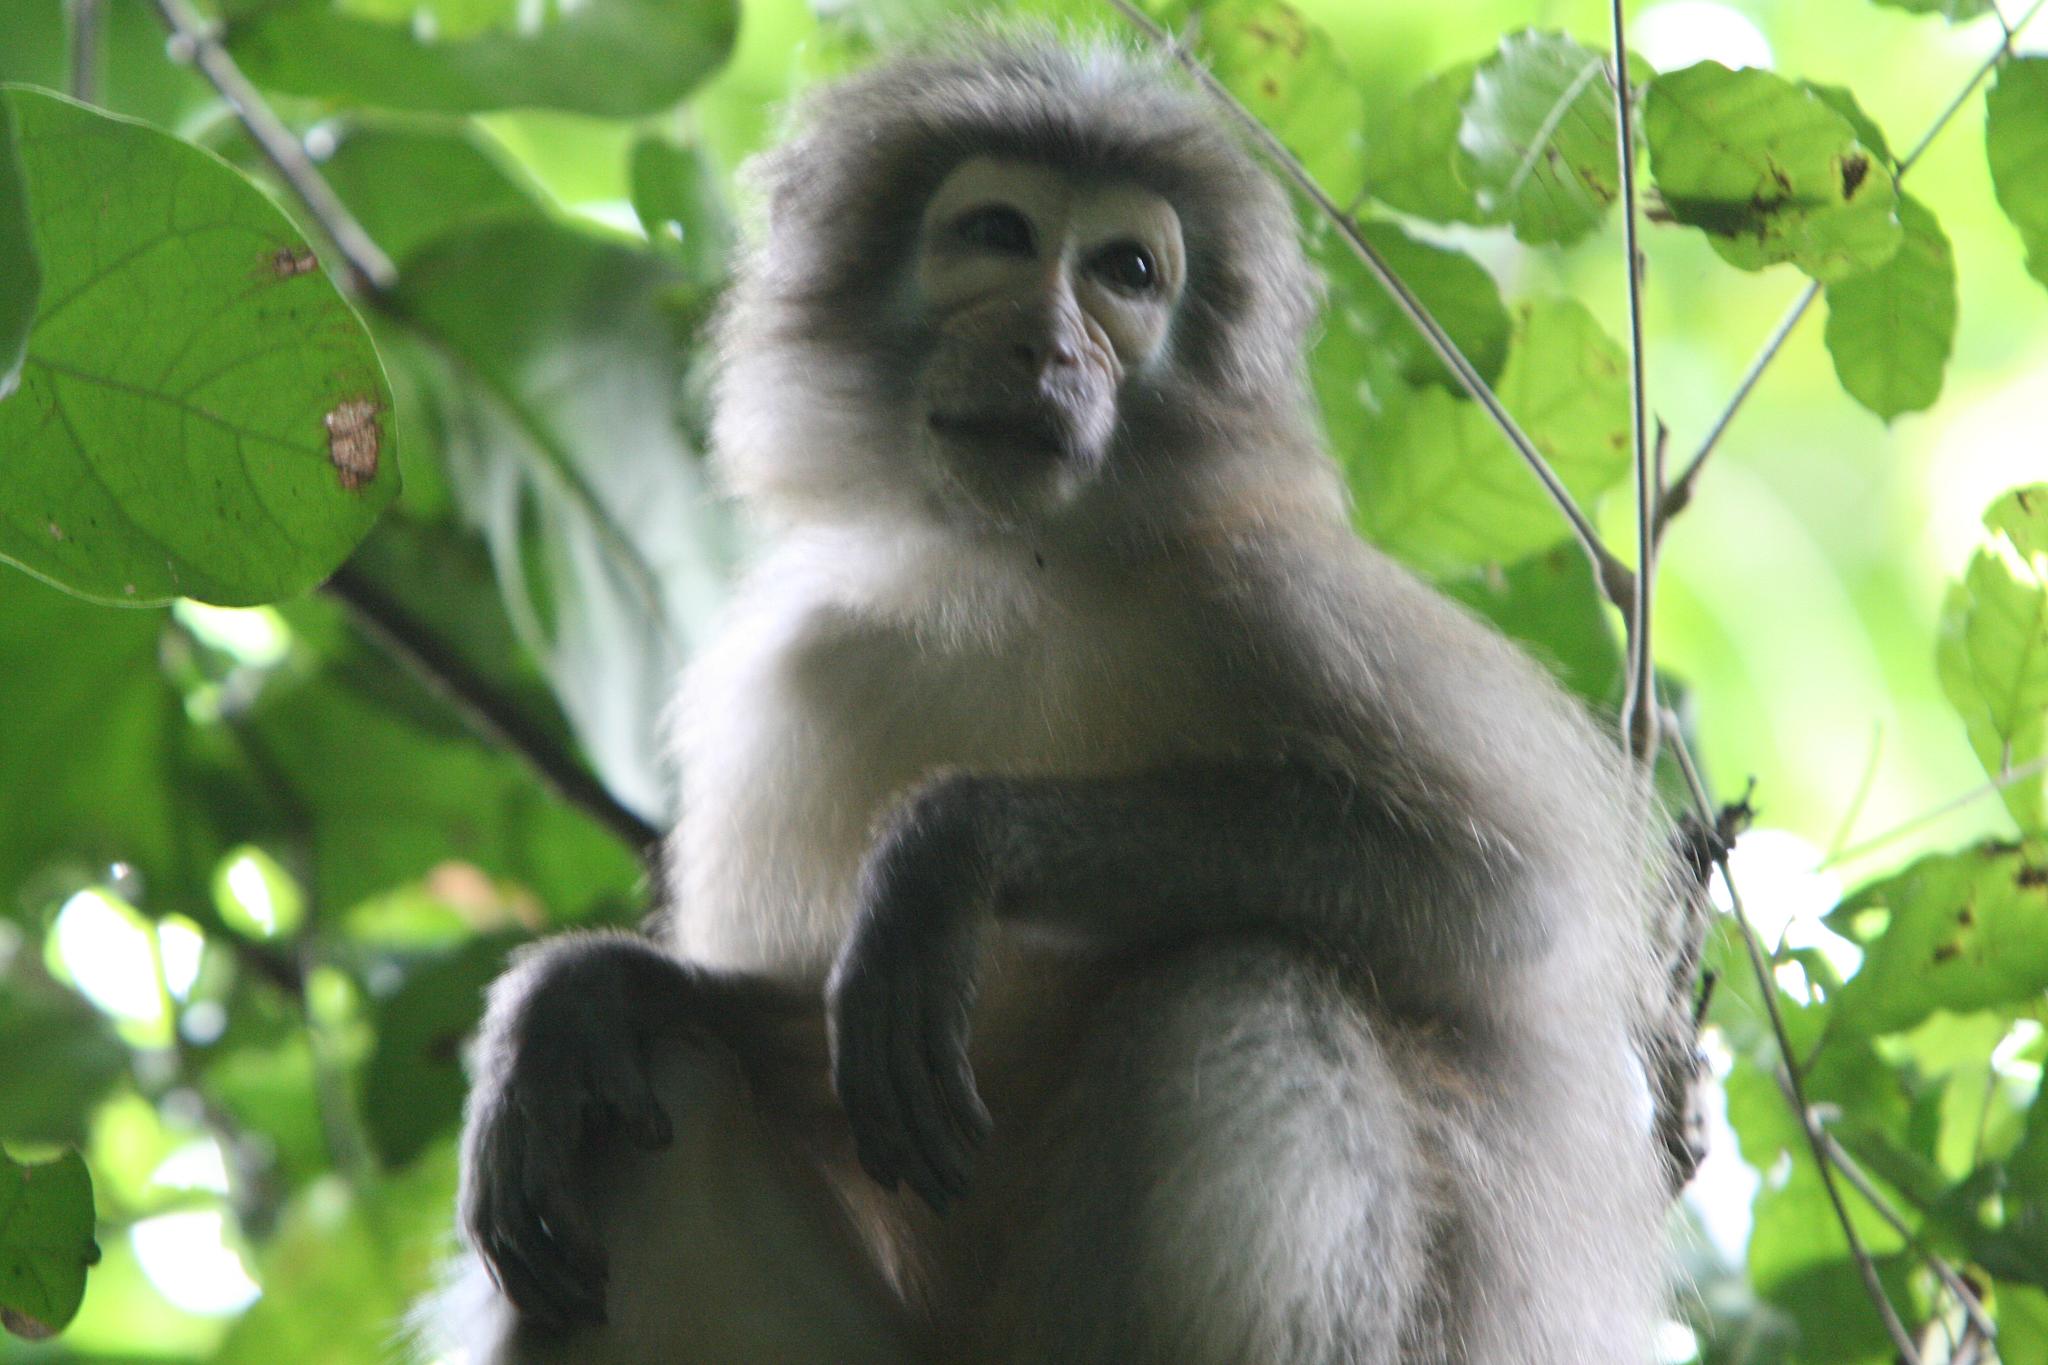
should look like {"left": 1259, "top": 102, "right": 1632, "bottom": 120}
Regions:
{"left": 712, "top": 38, "right": 1340, "bottom": 542}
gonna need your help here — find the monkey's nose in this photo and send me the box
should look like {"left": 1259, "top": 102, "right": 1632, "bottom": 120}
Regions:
{"left": 1011, "top": 336, "right": 1080, "bottom": 375}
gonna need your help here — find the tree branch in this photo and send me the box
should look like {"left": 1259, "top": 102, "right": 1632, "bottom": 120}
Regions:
{"left": 1666, "top": 732, "right": 1924, "bottom": 1362}
{"left": 1606, "top": 2, "right": 1658, "bottom": 766}
{"left": 150, "top": 0, "right": 396, "bottom": 294}
{"left": 1104, "top": 0, "right": 1637, "bottom": 615}
{"left": 1659, "top": 0, "right": 2047, "bottom": 536}
{"left": 1815, "top": 1126, "right": 1997, "bottom": 1345}
{"left": 324, "top": 565, "right": 664, "bottom": 867}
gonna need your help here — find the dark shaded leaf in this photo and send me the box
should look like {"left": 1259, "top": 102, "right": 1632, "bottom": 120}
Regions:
{"left": 0, "top": 1150, "right": 98, "bottom": 1341}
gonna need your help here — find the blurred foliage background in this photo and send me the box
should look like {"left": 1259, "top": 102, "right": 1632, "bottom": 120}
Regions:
{"left": 0, "top": 0, "right": 2045, "bottom": 1360}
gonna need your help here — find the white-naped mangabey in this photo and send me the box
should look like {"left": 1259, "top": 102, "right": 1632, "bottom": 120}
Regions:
{"left": 434, "top": 36, "right": 1676, "bottom": 1365}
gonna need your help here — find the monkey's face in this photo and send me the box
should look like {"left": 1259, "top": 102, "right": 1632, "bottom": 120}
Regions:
{"left": 909, "top": 157, "right": 1187, "bottom": 527}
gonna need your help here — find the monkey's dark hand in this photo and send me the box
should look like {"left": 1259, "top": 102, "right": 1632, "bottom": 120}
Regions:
{"left": 460, "top": 934, "right": 685, "bottom": 1330}
{"left": 828, "top": 777, "right": 998, "bottom": 1213}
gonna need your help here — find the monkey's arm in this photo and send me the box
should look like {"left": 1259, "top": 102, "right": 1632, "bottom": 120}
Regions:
{"left": 828, "top": 759, "right": 1525, "bottom": 1209}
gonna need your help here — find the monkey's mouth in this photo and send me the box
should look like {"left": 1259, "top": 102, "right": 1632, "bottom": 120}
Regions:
{"left": 927, "top": 410, "right": 1072, "bottom": 461}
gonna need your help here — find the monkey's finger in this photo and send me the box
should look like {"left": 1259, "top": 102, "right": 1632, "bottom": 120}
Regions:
{"left": 927, "top": 987, "right": 993, "bottom": 1155}
{"left": 888, "top": 972, "right": 968, "bottom": 1212}
{"left": 836, "top": 973, "right": 911, "bottom": 1194}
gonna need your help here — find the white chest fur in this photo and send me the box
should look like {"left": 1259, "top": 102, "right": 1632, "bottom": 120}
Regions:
{"left": 664, "top": 528, "right": 1241, "bottom": 979}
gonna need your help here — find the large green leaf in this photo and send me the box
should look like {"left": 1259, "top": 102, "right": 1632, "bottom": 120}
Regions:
{"left": 393, "top": 220, "right": 737, "bottom": 820}
{"left": 1310, "top": 219, "right": 1510, "bottom": 393}
{"left": 0, "top": 88, "right": 395, "bottom": 607}
{"left": 1364, "top": 61, "right": 1484, "bottom": 224}
{"left": 1645, "top": 62, "right": 1901, "bottom": 283}
{"left": 223, "top": 0, "right": 738, "bottom": 117}
{"left": 0, "top": 93, "right": 36, "bottom": 401}
{"left": 1825, "top": 843, "right": 2048, "bottom": 1039}
{"left": 1938, "top": 485, "right": 2048, "bottom": 832}
{"left": 1353, "top": 299, "right": 1630, "bottom": 573}
{"left": 1987, "top": 57, "right": 2048, "bottom": 293}
{"left": 0, "top": 1150, "right": 98, "bottom": 1341}
{"left": 1823, "top": 194, "right": 1955, "bottom": 421}
{"left": 1456, "top": 30, "right": 1619, "bottom": 246}
{"left": 0, "top": 960, "right": 127, "bottom": 1147}
{"left": 1189, "top": 0, "right": 1367, "bottom": 207}
{"left": 1447, "top": 547, "right": 1624, "bottom": 706}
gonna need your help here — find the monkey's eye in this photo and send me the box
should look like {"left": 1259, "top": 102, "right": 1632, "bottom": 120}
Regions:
{"left": 951, "top": 205, "right": 1036, "bottom": 256}
{"left": 1088, "top": 240, "right": 1159, "bottom": 294}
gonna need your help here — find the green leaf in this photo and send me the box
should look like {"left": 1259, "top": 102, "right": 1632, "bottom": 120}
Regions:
{"left": 1988, "top": 57, "right": 2048, "bottom": 293}
{"left": 315, "top": 119, "right": 548, "bottom": 268}
{"left": 0, "top": 88, "right": 396, "bottom": 607}
{"left": 0, "top": 961, "right": 127, "bottom": 1148}
{"left": 393, "top": 220, "right": 738, "bottom": 819}
{"left": 0, "top": 92, "right": 37, "bottom": 401}
{"left": 1190, "top": 0, "right": 1367, "bottom": 207}
{"left": 1825, "top": 843, "right": 2048, "bottom": 1039}
{"left": 1365, "top": 61, "right": 1484, "bottom": 223}
{"left": 1309, "top": 220, "right": 1510, "bottom": 392}
{"left": 1938, "top": 485, "right": 2048, "bottom": 832}
{"left": 248, "top": 665, "right": 637, "bottom": 920}
{"left": 0, "top": 1150, "right": 98, "bottom": 1342}
{"left": 361, "top": 937, "right": 515, "bottom": 1168}
{"left": 223, "top": 0, "right": 738, "bottom": 117}
{"left": 629, "top": 134, "right": 734, "bottom": 288}
{"left": 1446, "top": 547, "right": 1624, "bottom": 706}
{"left": 1456, "top": 30, "right": 1620, "bottom": 246}
{"left": 0, "top": 571, "right": 218, "bottom": 910}
{"left": 1645, "top": 62, "right": 1902, "bottom": 283}
{"left": 1353, "top": 299, "right": 1630, "bottom": 573}
{"left": 1802, "top": 81, "right": 1895, "bottom": 165}
{"left": 1822, "top": 194, "right": 1956, "bottom": 421}
{"left": 1869, "top": 0, "right": 1992, "bottom": 20}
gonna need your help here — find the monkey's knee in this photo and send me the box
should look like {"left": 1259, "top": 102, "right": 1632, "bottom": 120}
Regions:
{"left": 480, "top": 1037, "right": 921, "bottom": 1365}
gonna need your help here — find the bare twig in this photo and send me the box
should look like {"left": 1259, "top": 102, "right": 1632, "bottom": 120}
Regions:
{"left": 1666, "top": 732, "right": 1923, "bottom": 1362}
{"left": 1104, "top": 0, "right": 1637, "bottom": 614}
{"left": 1821, "top": 750, "right": 2048, "bottom": 870}
{"left": 1661, "top": 0, "right": 2048, "bottom": 535}
{"left": 150, "top": 0, "right": 397, "bottom": 293}
{"left": 1607, "top": 2, "right": 1657, "bottom": 765}
{"left": 1814, "top": 1128, "right": 1997, "bottom": 1344}
{"left": 67, "top": 0, "right": 104, "bottom": 104}
{"left": 325, "top": 565, "right": 664, "bottom": 868}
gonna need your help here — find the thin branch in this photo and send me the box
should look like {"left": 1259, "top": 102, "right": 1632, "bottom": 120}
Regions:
{"left": 1666, "top": 732, "right": 1923, "bottom": 1361}
{"left": 324, "top": 565, "right": 664, "bottom": 867}
{"left": 67, "top": 0, "right": 104, "bottom": 104}
{"left": 1820, "top": 750, "right": 2048, "bottom": 870}
{"left": 150, "top": 0, "right": 396, "bottom": 293}
{"left": 1814, "top": 1127, "right": 1997, "bottom": 1344}
{"left": 1607, "top": 3, "right": 1657, "bottom": 765}
{"left": 1104, "top": 0, "right": 1637, "bottom": 614}
{"left": 1661, "top": 0, "right": 2047, "bottom": 535}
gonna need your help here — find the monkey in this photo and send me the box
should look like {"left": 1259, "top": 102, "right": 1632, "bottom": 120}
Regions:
{"left": 433, "top": 35, "right": 1676, "bottom": 1365}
